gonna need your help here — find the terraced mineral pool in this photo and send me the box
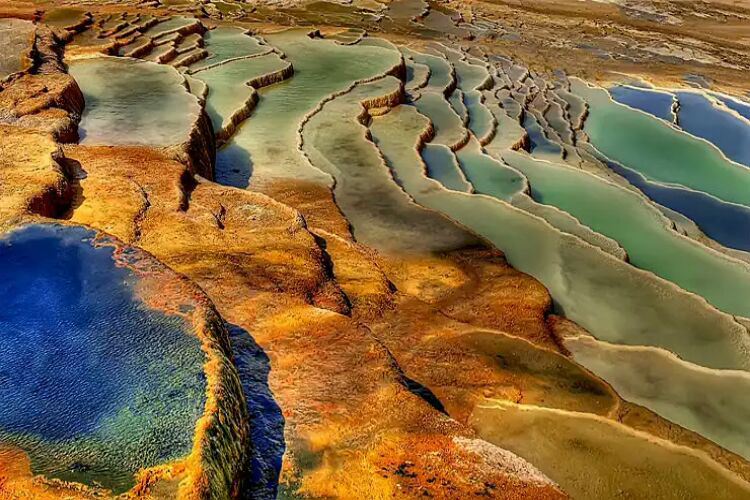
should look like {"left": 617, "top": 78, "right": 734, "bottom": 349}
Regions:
{"left": 715, "top": 93, "right": 750, "bottom": 121}
{"left": 369, "top": 104, "right": 750, "bottom": 374}
{"left": 484, "top": 93, "right": 528, "bottom": 152}
{"left": 327, "top": 28, "right": 365, "bottom": 45}
{"left": 0, "top": 19, "right": 35, "bottom": 80}
{"left": 565, "top": 335, "right": 750, "bottom": 460}
{"left": 175, "top": 32, "right": 202, "bottom": 52}
{"left": 191, "top": 53, "right": 290, "bottom": 136}
{"left": 404, "top": 58, "right": 429, "bottom": 91}
{"left": 303, "top": 77, "right": 477, "bottom": 253}
{"left": 587, "top": 146, "right": 750, "bottom": 253}
{"left": 0, "top": 224, "right": 205, "bottom": 493}
{"left": 464, "top": 90, "right": 495, "bottom": 141}
{"left": 543, "top": 98, "right": 575, "bottom": 145}
{"left": 523, "top": 113, "right": 563, "bottom": 160}
{"left": 189, "top": 27, "right": 268, "bottom": 72}
{"left": 117, "top": 36, "right": 151, "bottom": 56}
{"left": 414, "top": 92, "right": 467, "bottom": 148}
{"left": 372, "top": 104, "right": 750, "bottom": 453}
{"left": 438, "top": 331, "right": 616, "bottom": 415}
{"left": 458, "top": 142, "right": 623, "bottom": 257}
{"left": 674, "top": 90, "right": 750, "bottom": 168}
{"left": 171, "top": 47, "right": 206, "bottom": 68}
{"left": 555, "top": 87, "right": 586, "bottom": 129}
{"left": 575, "top": 79, "right": 750, "bottom": 208}
{"left": 457, "top": 139, "right": 526, "bottom": 201}
{"left": 608, "top": 84, "right": 676, "bottom": 122}
{"left": 502, "top": 150, "right": 750, "bottom": 319}
{"left": 216, "top": 30, "right": 402, "bottom": 187}
{"left": 448, "top": 90, "right": 468, "bottom": 122}
{"left": 401, "top": 47, "right": 453, "bottom": 94}
{"left": 421, "top": 143, "right": 471, "bottom": 192}
{"left": 142, "top": 16, "right": 198, "bottom": 39}
{"left": 144, "top": 42, "right": 175, "bottom": 62}
{"left": 453, "top": 59, "right": 489, "bottom": 91}
{"left": 70, "top": 57, "right": 201, "bottom": 146}
{"left": 470, "top": 402, "right": 750, "bottom": 500}
{"left": 41, "top": 7, "right": 88, "bottom": 30}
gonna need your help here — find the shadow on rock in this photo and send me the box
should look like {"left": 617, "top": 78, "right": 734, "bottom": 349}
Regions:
{"left": 227, "top": 323, "right": 285, "bottom": 499}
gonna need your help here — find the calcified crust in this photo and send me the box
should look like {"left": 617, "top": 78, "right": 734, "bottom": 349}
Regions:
{"left": 214, "top": 58, "right": 294, "bottom": 145}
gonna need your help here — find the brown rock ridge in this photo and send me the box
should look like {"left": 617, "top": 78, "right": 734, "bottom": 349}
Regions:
{"left": 0, "top": 25, "right": 84, "bottom": 142}
{"left": 0, "top": 24, "right": 84, "bottom": 222}
{"left": 59, "top": 140, "right": 566, "bottom": 499}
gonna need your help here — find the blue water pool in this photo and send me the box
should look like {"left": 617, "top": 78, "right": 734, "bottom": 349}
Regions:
{"left": 0, "top": 224, "right": 206, "bottom": 493}
{"left": 608, "top": 85, "right": 675, "bottom": 122}
{"left": 675, "top": 91, "right": 750, "bottom": 168}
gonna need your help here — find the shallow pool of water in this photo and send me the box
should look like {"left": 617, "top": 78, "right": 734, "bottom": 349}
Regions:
{"left": 713, "top": 93, "right": 750, "bottom": 121}
{"left": 503, "top": 150, "right": 750, "bottom": 319}
{"left": 191, "top": 53, "right": 289, "bottom": 136}
{"left": 566, "top": 335, "right": 750, "bottom": 461}
{"left": 370, "top": 104, "right": 750, "bottom": 374}
{"left": 608, "top": 85, "right": 675, "bottom": 122}
{"left": 304, "top": 79, "right": 477, "bottom": 253}
{"left": 422, "top": 143, "right": 471, "bottom": 192}
{"left": 675, "top": 90, "right": 750, "bottom": 168}
{"left": 414, "top": 91, "right": 466, "bottom": 148}
{"left": 471, "top": 401, "right": 750, "bottom": 500}
{"left": 588, "top": 146, "right": 750, "bottom": 253}
{"left": 464, "top": 90, "right": 494, "bottom": 141}
{"left": 189, "top": 27, "right": 268, "bottom": 72}
{"left": 0, "top": 224, "right": 205, "bottom": 493}
{"left": 576, "top": 79, "right": 750, "bottom": 208}
{"left": 401, "top": 47, "right": 453, "bottom": 94}
{"left": 70, "top": 57, "right": 201, "bottom": 146}
{"left": 216, "top": 30, "right": 402, "bottom": 187}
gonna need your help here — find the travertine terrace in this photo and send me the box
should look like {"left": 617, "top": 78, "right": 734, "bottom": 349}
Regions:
{"left": 1, "top": 0, "right": 750, "bottom": 498}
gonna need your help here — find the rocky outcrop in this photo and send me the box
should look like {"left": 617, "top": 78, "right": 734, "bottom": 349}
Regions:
{"left": 0, "top": 127, "right": 72, "bottom": 222}
{"left": 0, "top": 25, "right": 84, "bottom": 142}
{"left": 165, "top": 104, "right": 217, "bottom": 180}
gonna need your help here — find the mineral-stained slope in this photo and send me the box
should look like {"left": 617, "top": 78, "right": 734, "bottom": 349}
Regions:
{"left": 2, "top": 1, "right": 750, "bottom": 498}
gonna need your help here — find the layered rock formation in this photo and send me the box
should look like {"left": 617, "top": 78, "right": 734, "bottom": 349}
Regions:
{"left": 2, "top": 1, "right": 750, "bottom": 499}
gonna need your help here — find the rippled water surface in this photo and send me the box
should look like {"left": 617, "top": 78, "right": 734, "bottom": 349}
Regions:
{"left": 0, "top": 224, "right": 205, "bottom": 492}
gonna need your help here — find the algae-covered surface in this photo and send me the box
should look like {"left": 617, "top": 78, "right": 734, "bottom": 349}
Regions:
{"left": 0, "top": 224, "right": 206, "bottom": 493}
